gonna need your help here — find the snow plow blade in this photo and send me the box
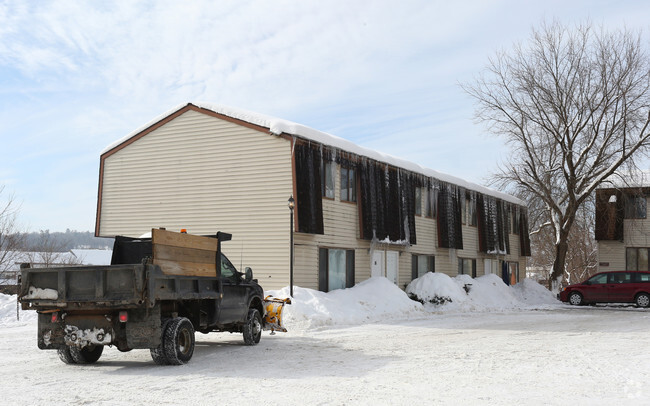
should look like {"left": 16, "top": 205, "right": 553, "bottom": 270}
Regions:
{"left": 263, "top": 296, "right": 291, "bottom": 333}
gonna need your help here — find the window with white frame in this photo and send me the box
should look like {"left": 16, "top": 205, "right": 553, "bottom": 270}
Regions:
{"left": 319, "top": 248, "right": 355, "bottom": 292}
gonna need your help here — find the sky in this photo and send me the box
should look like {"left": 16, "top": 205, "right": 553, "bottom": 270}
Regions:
{"left": 1, "top": 0, "right": 650, "bottom": 232}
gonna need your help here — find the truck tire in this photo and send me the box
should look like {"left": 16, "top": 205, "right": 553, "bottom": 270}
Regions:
{"left": 58, "top": 347, "right": 76, "bottom": 364}
{"left": 243, "top": 309, "right": 262, "bottom": 345}
{"left": 150, "top": 319, "right": 172, "bottom": 365}
{"left": 70, "top": 345, "right": 104, "bottom": 364}
{"left": 163, "top": 317, "right": 195, "bottom": 365}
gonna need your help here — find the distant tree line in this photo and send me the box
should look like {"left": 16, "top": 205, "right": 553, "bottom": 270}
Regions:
{"left": 20, "top": 230, "right": 113, "bottom": 252}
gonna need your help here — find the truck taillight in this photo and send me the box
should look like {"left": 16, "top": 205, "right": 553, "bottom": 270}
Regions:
{"left": 119, "top": 311, "right": 128, "bottom": 323}
{"left": 51, "top": 312, "right": 59, "bottom": 323}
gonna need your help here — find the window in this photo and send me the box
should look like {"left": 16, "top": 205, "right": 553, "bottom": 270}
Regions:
{"left": 458, "top": 258, "right": 476, "bottom": 277}
{"left": 340, "top": 166, "right": 356, "bottom": 202}
{"left": 220, "top": 253, "right": 237, "bottom": 279}
{"left": 587, "top": 273, "right": 609, "bottom": 285}
{"left": 322, "top": 162, "right": 335, "bottom": 199}
{"left": 634, "top": 273, "right": 650, "bottom": 282}
{"left": 415, "top": 188, "right": 434, "bottom": 217}
{"left": 411, "top": 255, "right": 435, "bottom": 280}
{"left": 610, "top": 273, "right": 632, "bottom": 283}
{"left": 512, "top": 207, "right": 520, "bottom": 234}
{"left": 468, "top": 198, "right": 477, "bottom": 226}
{"left": 509, "top": 262, "right": 519, "bottom": 284}
{"left": 461, "top": 197, "right": 467, "bottom": 225}
{"left": 319, "top": 248, "right": 355, "bottom": 292}
{"left": 424, "top": 189, "right": 434, "bottom": 218}
{"left": 415, "top": 188, "right": 422, "bottom": 216}
{"left": 626, "top": 247, "right": 650, "bottom": 271}
{"left": 625, "top": 196, "right": 647, "bottom": 219}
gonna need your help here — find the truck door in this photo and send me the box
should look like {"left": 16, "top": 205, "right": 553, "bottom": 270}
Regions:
{"left": 218, "top": 254, "right": 248, "bottom": 324}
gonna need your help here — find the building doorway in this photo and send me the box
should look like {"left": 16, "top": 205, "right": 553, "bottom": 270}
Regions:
{"left": 371, "top": 250, "right": 399, "bottom": 285}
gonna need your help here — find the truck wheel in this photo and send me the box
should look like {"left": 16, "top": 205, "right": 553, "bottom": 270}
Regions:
{"left": 243, "top": 309, "right": 262, "bottom": 345}
{"left": 150, "top": 319, "right": 171, "bottom": 365}
{"left": 70, "top": 345, "right": 104, "bottom": 364}
{"left": 163, "top": 317, "right": 195, "bottom": 365}
{"left": 58, "top": 347, "right": 76, "bottom": 364}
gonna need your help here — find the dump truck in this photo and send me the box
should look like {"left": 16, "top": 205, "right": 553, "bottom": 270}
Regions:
{"left": 18, "top": 229, "right": 289, "bottom": 365}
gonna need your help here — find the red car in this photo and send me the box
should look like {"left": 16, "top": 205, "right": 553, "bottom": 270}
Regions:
{"left": 559, "top": 271, "right": 650, "bottom": 307}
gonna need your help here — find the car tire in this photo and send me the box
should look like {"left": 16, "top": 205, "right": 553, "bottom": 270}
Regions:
{"left": 70, "top": 345, "right": 104, "bottom": 364}
{"left": 568, "top": 292, "right": 583, "bottom": 306}
{"left": 243, "top": 308, "right": 262, "bottom": 346}
{"left": 635, "top": 293, "right": 650, "bottom": 308}
{"left": 58, "top": 347, "right": 76, "bottom": 364}
{"left": 163, "top": 317, "right": 195, "bottom": 365}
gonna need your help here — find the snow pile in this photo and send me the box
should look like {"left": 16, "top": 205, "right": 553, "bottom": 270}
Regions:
{"left": 406, "top": 273, "right": 558, "bottom": 311}
{"left": 0, "top": 294, "right": 37, "bottom": 326}
{"left": 23, "top": 286, "right": 58, "bottom": 300}
{"left": 405, "top": 272, "right": 468, "bottom": 304}
{"left": 267, "top": 277, "right": 424, "bottom": 330}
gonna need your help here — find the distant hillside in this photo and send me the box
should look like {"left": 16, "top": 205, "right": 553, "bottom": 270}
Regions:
{"left": 21, "top": 230, "right": 113, "bottom": 251}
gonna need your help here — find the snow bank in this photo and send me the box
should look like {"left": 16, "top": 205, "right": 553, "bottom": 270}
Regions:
{"left": 0, "top": 294, "right": 37, "bottom": 327}
{"left": 406, "top": 273, "right": 559, "bottom": 311}
{"left": 267, "top": 277, "right": 424, "bottom": 330}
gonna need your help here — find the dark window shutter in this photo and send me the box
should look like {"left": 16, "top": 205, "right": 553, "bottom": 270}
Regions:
{"left": 318, "top": 248, "right": 328, "bottom": 292}
{"left": 411, "top": 255, "right": 418, "bottom": 280}
{"left": 472, "top": 259, "right": 477, "bottom": 278}
{"left": 428, "top": 256, "right": 435, "bottom": 273}
{"left": 346, "top": 249, "right": 355, "bottom": 288}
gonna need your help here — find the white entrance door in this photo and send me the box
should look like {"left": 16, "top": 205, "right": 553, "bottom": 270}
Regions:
{"left": 371, "top": 251, "right": 384, "bottom": 278}
{"left": 385, "top": 251, "right": 399, "bottom": 285}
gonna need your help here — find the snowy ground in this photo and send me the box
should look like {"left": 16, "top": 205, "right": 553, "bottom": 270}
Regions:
{"left": 2, "top": 277, "right": 649, "bottom": 405}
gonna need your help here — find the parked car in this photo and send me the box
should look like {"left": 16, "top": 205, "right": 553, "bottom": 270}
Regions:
{"left": 559, "top": 271, "right": 650, "bottom": 307}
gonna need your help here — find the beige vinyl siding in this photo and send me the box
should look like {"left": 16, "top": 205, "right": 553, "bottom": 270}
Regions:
{"left": 294, "top": 163, "right": 529, "bottom": 289}
{"left": 98, "top": 110, "right": 293, "bottom": 290}
{"left": 598, "top": 241, "right": 626, "bottom": 271}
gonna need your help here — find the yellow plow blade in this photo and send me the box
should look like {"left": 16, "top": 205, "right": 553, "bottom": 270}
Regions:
{"left": 264, "top": 295, "right": 291, "bottom": 333}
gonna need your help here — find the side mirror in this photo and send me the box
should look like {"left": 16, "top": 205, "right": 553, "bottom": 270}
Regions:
{"left": 583, "top": 281, "right": 591, "bottom": 286}
{"left": 244, "top": 267, "right": 253, "bottom": 282}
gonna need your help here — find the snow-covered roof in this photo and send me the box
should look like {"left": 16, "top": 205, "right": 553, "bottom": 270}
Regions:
{"left": 597, "top": 171, "right": 650, "bottom": 189}
{"left": 102, "top": 102, "right": 524, "bottom": 206}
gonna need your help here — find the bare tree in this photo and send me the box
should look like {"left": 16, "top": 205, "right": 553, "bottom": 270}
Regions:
{"left": 464, "top": 21, "right": 650, "bottom": 288}
{"left": 528, "top": 195, "right": 598, "bottom": 286}
{"left": 0, "top": 186, "right": 25, "bottom": 282}
{"left": 24, "top": 230, "right": 81, "bottom": 267}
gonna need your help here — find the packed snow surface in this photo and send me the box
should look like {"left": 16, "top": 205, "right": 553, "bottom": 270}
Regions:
{"left": 3, "top": 278, "right": 649, "bottom": 405}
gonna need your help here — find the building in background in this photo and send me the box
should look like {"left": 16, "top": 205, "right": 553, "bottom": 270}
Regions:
{"left": 96, "top": 103, "right": 531, "bottom": 291}
{"left": 596, "top": 185, "right": 650, "bottom": 272}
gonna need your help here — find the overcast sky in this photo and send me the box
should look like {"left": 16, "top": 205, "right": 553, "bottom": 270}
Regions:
{"left": 1, "top": 0, "right": 649, "bottom": 232}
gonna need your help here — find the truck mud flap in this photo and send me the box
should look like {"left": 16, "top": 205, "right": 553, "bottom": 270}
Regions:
{"left": 263, "top": 296, "right": 291, "bottom": 333}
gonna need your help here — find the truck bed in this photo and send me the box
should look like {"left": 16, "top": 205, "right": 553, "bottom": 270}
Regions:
{"left": 20, "top": 263, "right": 222, "bottom": 311}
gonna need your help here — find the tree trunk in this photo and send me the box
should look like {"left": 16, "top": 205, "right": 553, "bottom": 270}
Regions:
{"left": 549, "top": 235, "right": 569, "bottom": 290}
